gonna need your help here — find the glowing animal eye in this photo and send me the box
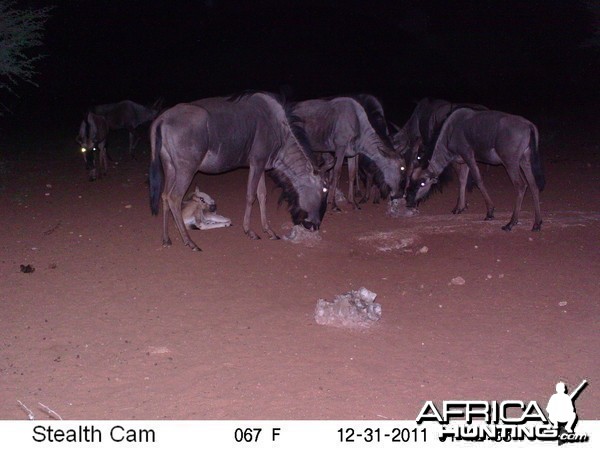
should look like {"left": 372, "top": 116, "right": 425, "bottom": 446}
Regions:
{"left": 81, "top": 147, "right": 86, "bottom": 153}
{"left": 92, "top": 147, "right": 97, "bottom": 151}
{"left": 323, "top": 187, "right": 328, "bottom": 193}
{"left": 401, "top": 166, "right": 405, "bottom": 171}
{"left": 417, "top": 156, "right": 422, "bottom": 160}
{"left": 420, "top": 182, "right": 426, "bottom": 187}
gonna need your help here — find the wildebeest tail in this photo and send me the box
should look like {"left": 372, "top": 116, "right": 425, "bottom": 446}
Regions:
{"left": 530, "top": 124, "right": 545, "bottom": 192}
{"left": 149, "top": 121, "right": 163, "bottom": 215}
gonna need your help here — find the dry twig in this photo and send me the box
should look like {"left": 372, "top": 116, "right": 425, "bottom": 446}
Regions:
{"left": 38, "top": 402, "right": 63, "bottom": 420}
{"left": 17, "top": 400, "right": 34, "bottom": 420}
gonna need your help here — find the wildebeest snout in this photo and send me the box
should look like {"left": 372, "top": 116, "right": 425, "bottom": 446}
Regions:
{"left": 302, "top": 219, "right": 320, "bottom": 231}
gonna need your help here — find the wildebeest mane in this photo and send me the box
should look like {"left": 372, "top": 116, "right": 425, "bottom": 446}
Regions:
{"left": 284, "top": 106, "right": 319, "bottom": 168}
{"left": 268, "top": 170, "right": 307, "bottom": 225}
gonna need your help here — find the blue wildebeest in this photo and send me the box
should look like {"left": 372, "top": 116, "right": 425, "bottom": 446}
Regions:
{"left": 393, "top": 98, "right": 488, "bottom": 194}
{"left": 77, "top": 112, "right": 109, "bottom": 181}
{"left": 149, "top": 92, "right": 327, "bottom": 251}
{"left": 351, "top": 94, "right": 407, "bottom": 203}
{"left": 405, "top": 108, "right": 545, "bottom": 231}
{"left": 92, "top": 99, "right": 162, "bottom": 158}
{"left": 292, "top": 96, "right": 404, "bottom": 211}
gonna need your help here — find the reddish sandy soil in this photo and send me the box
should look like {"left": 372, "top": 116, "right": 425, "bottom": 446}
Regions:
{"left": 0, "top": 120, "right": 598, "bottom": 421}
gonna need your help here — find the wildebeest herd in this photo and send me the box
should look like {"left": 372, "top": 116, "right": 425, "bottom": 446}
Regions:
{"left": 77, "top": 93, "right": 545, "bottom": 251}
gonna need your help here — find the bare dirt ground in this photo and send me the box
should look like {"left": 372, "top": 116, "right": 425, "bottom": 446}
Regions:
{"left": 1, "top": 120, "right": 598, "bottom": 420}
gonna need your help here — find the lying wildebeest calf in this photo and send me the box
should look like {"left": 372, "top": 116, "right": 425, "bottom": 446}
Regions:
{"left": 182, "top": 187, "right": 232, "bottom": 230}
{"left": 149, "top": 92, "right": 327, "bottom": 251}
{"left": 405, "top": 108, "right": 545, "bottom": 231}
{"left": 77, "top": 112, "right": 109, "bottom": 181}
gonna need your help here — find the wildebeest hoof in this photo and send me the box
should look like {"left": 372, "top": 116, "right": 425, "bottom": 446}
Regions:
{"left": 190, "top": 246, "right": 202, "bottom": 252}
{"left": 484, "top": 214, "right": 495, "bottom": 221}
{"left": 531, "top": 221, "right": 542, "bottom": 232}
{"left": 162, "top": 238, "right": 172, "bottom": 247}
{"left": 501, "top": 223, "right": 513, "bottom": 231}
{"left": 269, "top": 234, "right": 281, "bottom": 240}
{"left": 452, "top": 207, "right": 466, "bottom": 215}
{"left": 246, "top": 230, "right": 260, "bottom": 240}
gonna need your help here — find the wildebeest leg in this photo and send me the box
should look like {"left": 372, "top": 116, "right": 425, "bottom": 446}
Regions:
{"left": 464, "top": 157, "right": 495, "bottom": 220}
{"left": 160, "top": 162, "right": 175, "bottom": 246}
{"left": 98, "top": 142, "right": 108, "bottom": 178}
{"left": 403, "top": 160, "right": 414, "bottom": 195}
{"left": 243, "top": 165, "right": 262, "bottom": 240}
{"left": 353, "top": 158, "right": 364, "bottom": 201}
{"left": 257, "top": 172, "right": 279, "bottom": 240}
{"left": 371, "top": 185, "right": 381, "bottom": 204}
{"left": 346, "top": 156, "right": 360, "bottom": 209}
{"left": 359, "top": 165, "right": 372, "bottom": 204}
{"left": 128, "top": 131, "right": 140, "bottom": 160}
{"left": 328, "top": 152, "right": 345, "bottom": 211}
{"left": 520, "top": 157, "right": 543, "bottom": 231}
{"left": 451, "top": 162, "right": 470, "bottom": 214}
{"left": 162, "top": 163, "right": 200, "bottom": 250}
{"left": 502, "top": 165, "right": 527, "bottom": 231}
{"left": 403, "top": 147, "right": 417, "bottom": 195}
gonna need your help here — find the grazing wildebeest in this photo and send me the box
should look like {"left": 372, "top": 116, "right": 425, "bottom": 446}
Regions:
{"left": 405, "top": 108, "right": 545, "bottom": 231}
{"left": 393, "top": 98, "right": 488, "bottom": 193}
{"left": 292, "top": 96, "right": 404, "bottom": 210}
{"left": 182, "top": 187, "right": 232, "bottom": 230}
{"left": 92, "top": 99, "right": 161, "bottom": 158}
{"left": 351, "top": 94, "right": 407, "bottom": 203}
{"left": 76, "top": 112, "right": 109, "bottom": 181}
{"left": 149, "top": 92, "right": 327, "bottom": 251}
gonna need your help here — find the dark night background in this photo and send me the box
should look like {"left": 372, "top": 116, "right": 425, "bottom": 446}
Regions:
{"left": 1, "top": 0, "right": 599, "bottom": 134}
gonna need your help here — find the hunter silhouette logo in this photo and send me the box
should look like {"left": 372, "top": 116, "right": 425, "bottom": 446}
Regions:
{"left": 546, "top": 379, "right": 588, "bottom": 444}
{"left": 416, "top": 379, "right": 590, "bottom": 443}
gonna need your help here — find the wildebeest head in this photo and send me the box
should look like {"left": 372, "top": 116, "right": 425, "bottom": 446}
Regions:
{"left": 405, "top": 170, "right": 438, "bottom": 208}
{"left": 299, "top": 172, "right": 328, "bottom": 231}
{"left": 77, "top": 112, "right": 107, "bottom": 181}
{"left": 360, "top": 153, "right": 406, "bottom": 200}
{"left": 272, "top": 105, "right": 328, "bottom": 232}
{"left": 272, "top": 167, "right": 328, "bottom": 232}
{"left": 190, "top": 187, "right": 217, "bottom": 213}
